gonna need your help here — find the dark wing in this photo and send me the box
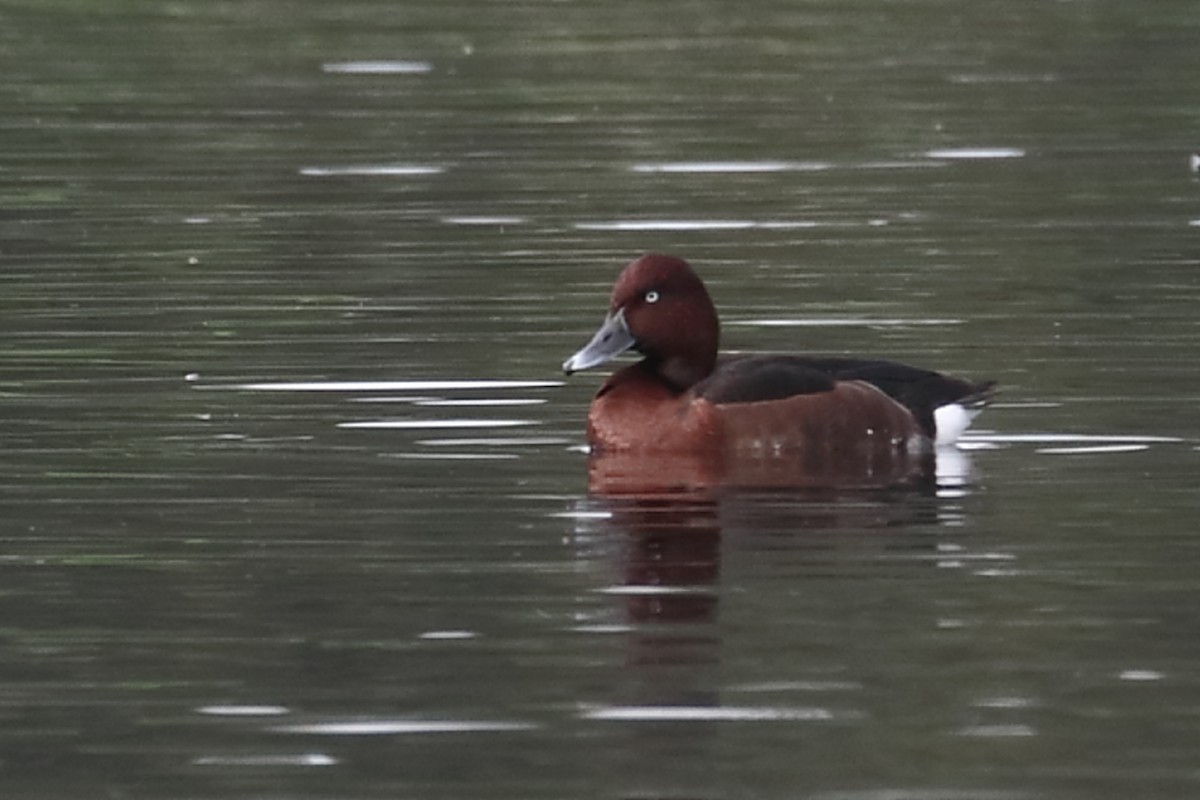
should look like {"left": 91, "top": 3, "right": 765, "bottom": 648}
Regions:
{"left": 692, "top": 355, "right": 836, "bottom": 404}
{"left": 809, "top": 357, "right": 995, "bottom": 435}
{"left": 696, "top": 354, "right": 996, "bottom": 437}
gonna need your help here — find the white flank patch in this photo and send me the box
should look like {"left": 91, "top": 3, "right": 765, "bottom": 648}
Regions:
{"left": 934, "top": 403, "right": 982, "bottom": 446}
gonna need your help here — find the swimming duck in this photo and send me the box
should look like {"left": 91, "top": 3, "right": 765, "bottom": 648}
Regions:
{"left": 563, "top": 254, "right": 993, "bottom": 458}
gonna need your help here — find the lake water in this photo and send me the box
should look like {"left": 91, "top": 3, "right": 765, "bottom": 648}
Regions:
{"left": 3, "top": 1, "right": 1200, "bottom": 797}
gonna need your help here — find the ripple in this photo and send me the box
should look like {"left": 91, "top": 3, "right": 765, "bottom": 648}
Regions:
{"left": 194, "top": 753, "right": 336, "bottom": 767}
{"left": 949, "top": 72, "right": 1058, "bottom": 84}
{"left": 225, "top": 380, "right": 561, "bottom": 392}
{"left": 197, "top": 705, "right": 289, "bottom": 716}
{"left": 1037, "top": 444, "right": 1150, "bottom": 454}
{"left": 419, "top": 437, "right": 570, "bottom": 447}
{"left": 273, "top": 719, "right": 538, "bottom": 735}
{"left": 322, "top": 60, "right": 433, "bottom": 74}
{"left": 731, "top": 317, "right": 963, "bottom": 327}
{"left": 419, "top": 630, "right": 478, "bottom": 640}
{"left": 574, "top": 219, "right": 867, "bottom": 232}
{"left": 550, "top": 510, "right": 614, "bottom": 520}
{"left": 413, "top": 398, "right": 546, "bottom": 407}
{"left": 338, "top": 419, "right": 536, "bottom": 429}
{"left": 383, "top": 452, "right": 520, "bottom": 460}
{"left": 568, "top": 623, "right": 634, "bottom": 633}
{"left": 957, "top": 723, "right": 1038, "bottom": 737}
{"left": 630, "top": 160, "right": 833, "bottom": 173}
{"left": 576, "top": 219, "right": 758, "bottom": 232}
{"left": 595, "top": 584, "right": 715, "bottom": 596}
{"left": 299, "top": 165, "right": 444, "bottom": 177}
{"left": 991, "top": 402, "right": 1064, "bottom": 409}
{"left": 925, "top": 147, "right": 1025, "bottom": 159}
{"left": 440, "top": 215, "right": 526, "bottom": 225}
{"left": 963, "top": 433, "right": 1181, "bottom": 444}
{"left": 813, "top": 791, "right": 1031, "bottom": 800}
{"left": 731, "top": 680, "right": 863, "bottom": 693}
{"left": 581, "top": 705, "right": 836, "bottom": 722}
{"left": 973, "top": 695, "right": 1040, "bottom": 709}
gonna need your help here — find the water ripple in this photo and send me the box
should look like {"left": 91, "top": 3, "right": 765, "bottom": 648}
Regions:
{"left": 322, "top": 60, "right": 433, "bottom": 74}
{"left": 273, "top": 720, "right": 538, "bottom": 735}
{"left": 630, "top": 160, "right": 833, "bottom": 173}
{"left": 299, "top": 165, "right": 445, "bottom": 177}
{"left": 925, "top": 147, "right": 1025, "bottom": 159}
{"left": 224, "top": 380, "right": 561, "bottom": 392}
{"left": 339, "top": 419, "right": 536, "bottom": 430}
{"left": 581, "top": 705, "right": 840, "bottom": 722}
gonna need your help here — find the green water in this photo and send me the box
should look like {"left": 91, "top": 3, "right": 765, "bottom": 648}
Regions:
{"left": 3, "top": 1, "right": 1200, "bottom": 797}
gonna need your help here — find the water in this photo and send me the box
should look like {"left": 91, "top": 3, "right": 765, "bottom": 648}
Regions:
{"left": 4, "top": 1, "right": 1200, "bottom": 797}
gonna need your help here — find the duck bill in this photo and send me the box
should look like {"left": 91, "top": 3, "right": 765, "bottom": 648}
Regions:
{"left": 562, "top": 308, "right": 636, "bottom": 374}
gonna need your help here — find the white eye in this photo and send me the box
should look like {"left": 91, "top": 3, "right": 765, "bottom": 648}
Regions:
{"left": 644, "top": 290, "right": 660, "bottom": 304}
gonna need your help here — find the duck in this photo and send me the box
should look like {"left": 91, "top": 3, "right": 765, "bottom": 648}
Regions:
{"left": 562, "top": 254, "right": 994, "bottom": 460}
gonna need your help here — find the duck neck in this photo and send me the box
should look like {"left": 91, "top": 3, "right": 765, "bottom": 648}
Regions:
{"left": 655, "top": 354, "right": 714, "bottom": 393}
{"left": 648, "top": 315, "right": 719, "bottom": 393}
{"left": 634, "top": 283, "right": 720, "bottom": 393}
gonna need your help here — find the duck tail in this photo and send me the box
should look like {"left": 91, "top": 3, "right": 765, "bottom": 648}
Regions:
{"left": 933, "top": 380, "right": 997, "bottom": 446}
{"left": 959, "top": 380, "right": 998, "bottom": 411}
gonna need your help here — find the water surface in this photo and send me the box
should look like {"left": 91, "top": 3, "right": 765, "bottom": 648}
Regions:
{"left": 3, "top": 1, "right": 1200, "bottom": 797}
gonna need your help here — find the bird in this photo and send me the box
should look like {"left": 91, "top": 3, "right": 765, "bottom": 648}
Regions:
{"left": 563, "top": 253, "right": 994, "bottom": 463}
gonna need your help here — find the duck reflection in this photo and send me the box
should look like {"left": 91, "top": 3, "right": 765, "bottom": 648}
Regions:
{"left": 568, "top": 450, "right": 977, "bottom": 797}
{"left": 573, "top": 446, "right": 973, "bottom": 629}
{"left": 587, "top": 441, "right": 938, "bottom": 496}
{"left": 600, "top": 492, "right": 722, "bottom": 629}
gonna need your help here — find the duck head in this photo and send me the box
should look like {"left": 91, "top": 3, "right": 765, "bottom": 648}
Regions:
{"left": 563, "top": 254, "right": 720, "bottom": 391}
